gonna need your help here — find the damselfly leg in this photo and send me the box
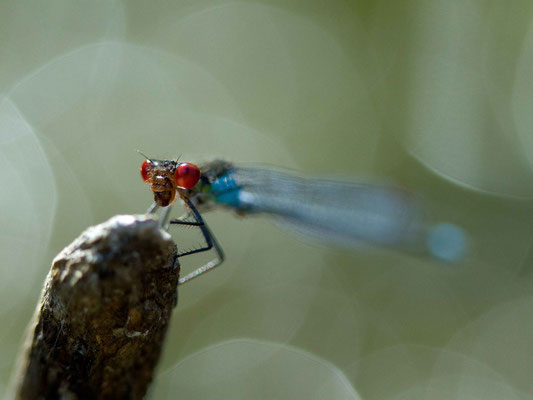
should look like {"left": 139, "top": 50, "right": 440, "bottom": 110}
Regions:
{"left": 169, "top": 196, "right": 225, "bottom": 285}
{"left": 147, "top": 203, "right": 173, "bottom": 230}
{"left": 146, "top": 197, "right": 224, "bottom": 285}
{"left": 146, "top": 202, "right": 159, "bottom": 214}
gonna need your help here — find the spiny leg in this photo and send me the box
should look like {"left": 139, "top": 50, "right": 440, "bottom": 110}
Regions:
{"left": 170, "top": 196, "right": 225, "bottom": 285}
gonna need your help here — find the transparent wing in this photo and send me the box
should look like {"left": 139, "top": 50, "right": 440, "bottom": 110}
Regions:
{"left": 225, "top": 167, "right": 466, "bottom": 261}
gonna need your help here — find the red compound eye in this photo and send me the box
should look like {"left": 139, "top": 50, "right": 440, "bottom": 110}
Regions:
{"left": 175, "top": 162, "right": 200, "bottom": 189}
{"left": 140, "top": 160, "right": 152, "bottom": 183}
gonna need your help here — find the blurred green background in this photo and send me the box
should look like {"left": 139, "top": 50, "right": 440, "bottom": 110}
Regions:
{"left": 1, "top": 1, "right": 533, "bottom": 399}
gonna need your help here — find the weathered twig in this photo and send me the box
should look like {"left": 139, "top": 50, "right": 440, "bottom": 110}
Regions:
{"left": 9, "top": 215, "right": 179, "bottom": 399}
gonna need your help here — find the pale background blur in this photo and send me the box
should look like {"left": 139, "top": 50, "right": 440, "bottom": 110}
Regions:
{"left": 1, "top": 1, "right": 533, "bottom": 399}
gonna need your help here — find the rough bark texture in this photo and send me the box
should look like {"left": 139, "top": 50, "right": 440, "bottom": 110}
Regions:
{"left": 11, "top": 215, "right": 179, "bottom": 400}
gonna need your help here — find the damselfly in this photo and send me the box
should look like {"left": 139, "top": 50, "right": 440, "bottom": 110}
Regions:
{"left": 140, "top": 157, "right": 467, "bottom": 285}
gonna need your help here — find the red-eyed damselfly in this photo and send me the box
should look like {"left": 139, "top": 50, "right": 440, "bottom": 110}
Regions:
{"left": 140, "top": 157, "right": 467, "bottom": 285}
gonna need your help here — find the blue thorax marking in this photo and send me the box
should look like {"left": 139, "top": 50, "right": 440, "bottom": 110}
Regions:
{"left": 211, "top": 172, "right": 242, "bottom": 208}
{"left": 210, "top": 172, "right": 238, "bottom": 193}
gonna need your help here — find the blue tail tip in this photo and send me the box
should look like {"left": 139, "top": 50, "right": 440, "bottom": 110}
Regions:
{"left": 427, "top": 223, "right": 469, "bottom": 263}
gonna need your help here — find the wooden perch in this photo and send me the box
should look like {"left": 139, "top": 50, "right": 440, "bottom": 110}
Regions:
{"left": 9, "top": 215, "right": 179, "bottom": 400}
